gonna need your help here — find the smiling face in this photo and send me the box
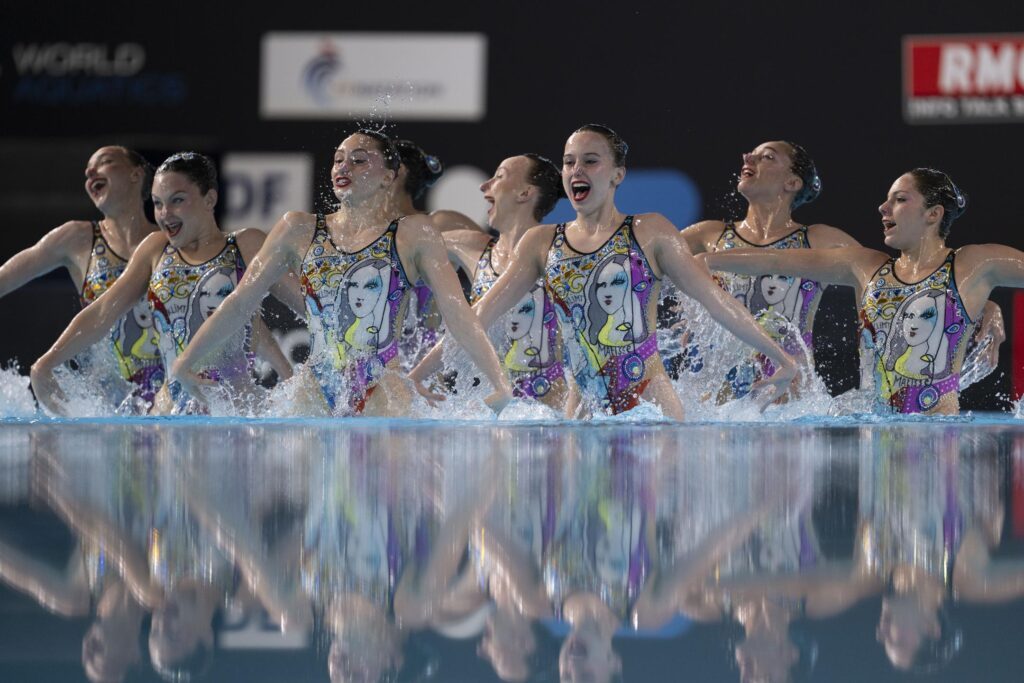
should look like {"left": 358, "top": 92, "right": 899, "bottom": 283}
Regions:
{"left": 331, "top": 134, "right": 395, "bottom": 206}
{"left": 760, "top": 274, "right": 794, "bottom": 306}
{"left": 737, "top": 141, "right": 798, "bottom": 202}
{"left": 879, "top": 174, "right": 940, "bottom": 250}
{"left": 901, "top": 295, "right": 938, "bottom": 346}
{"left": 197, "top": 271, "right": 233, "bottom": 320}
{"left": 84, "top": 146, "right": 140, "bottom": 214}
{"left": 480, "top": 155, "right": 533, "bottom": 230}
{"left": 562, "top": 131, "right": 624, "bottom": 210}
{"left": 595, "top": 261, "right": 628, "bottom": 315}
{"left": 346, "top": 265, "right": 385, "bottom": 319}
{"left": 151, "top": 171, "right": 215, "bottom": 248}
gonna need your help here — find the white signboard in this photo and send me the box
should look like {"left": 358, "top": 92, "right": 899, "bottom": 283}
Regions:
{"left": 260, "top": 32, "right": 487, "bottom": 120}
{"left": 221, "top": 153, "right": 313, "bottom": 232}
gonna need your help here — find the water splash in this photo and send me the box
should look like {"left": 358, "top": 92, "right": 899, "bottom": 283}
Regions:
{"left": 0, "top": 363, "right": 37, "bottom": 418}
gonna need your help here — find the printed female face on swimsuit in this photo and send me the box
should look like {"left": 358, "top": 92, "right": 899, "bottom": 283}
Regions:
{"left": 346, "top": 265, "right": 384, "bottom": 319}
{"left": 507, "top": 294, "right": 537, "bottom": 341}
{"left": 132, "top": 300, "right": 153, "bottom": 328}
{"left": 197, "top": 271, "right": 233, "bottom": 320}
{"left": 331, "top": 134, "right": 393, "bottom": 204}
{"left": 900, "top": 296, "right": 938, "bottom": 346}
{"left": 595, "top": 260, "right": 629, "bottom": 316}
{"left": 760, "top": 274, "right": 795, "bottom": 306}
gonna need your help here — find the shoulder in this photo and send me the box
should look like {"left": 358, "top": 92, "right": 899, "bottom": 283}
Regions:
{"left": 680, "top": 219, "right": 727, "bottom": 238}
{"left": 953, "top": 242, "right": 1024, "bottom": 271}
{"left": 442, "top": 228, "right": 492, "bottom": 252}
{"left": 276, "top": 210, "right": 320, "bottom": 235}
{"left": 230, "top": 228, "right": 269, "bottom": 260}
{"left": 45, "top": 219, "right": 96, "bottom": 253}
{"left": 428, "top": 210, "right": 481, "bottom": 233}
{"left": 134, "top": 230, "right": 171, "bottom": 267}
{"left": 518, "top": 223, "right": 558, "bottom": 251}
{"left": 806, "top": 223, "right": 860, "bottom": 248}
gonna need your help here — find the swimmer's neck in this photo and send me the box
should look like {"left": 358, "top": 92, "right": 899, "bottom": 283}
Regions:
{"left": 328, "top": 593, "right": 390, "bottom": 632}
{"left": 571, "top": 201, "right": 625, "bottom": 236}
{"left": 492, "top": 209, "right": 537, "bottom": 269}
{"left": 177, "top": 220, "right": 228, "bottom": 262}
{"left": 330, "top": 195, "right": 398, "bottom": 235}
{"left": 100, "top": 202, "right": 157, "bottom": 250}
{"left": 739, "top": 199, "right": 797, "bottom": 242}
{"left": 891, "top": 564, "right": 945, "bottom": 602}
{"left": 562, "top": 592, "right": 618, "bottom": 636}
{"left": 895, "top": 234, "right": 950, "bottom": 278}
{"left": 390, "top": 193, "right": 419, "bottom": 217}
{"left": 735, "top": 597, "right": 792, "bottom": 635}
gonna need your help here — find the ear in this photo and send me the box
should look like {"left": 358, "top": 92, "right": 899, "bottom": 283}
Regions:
{"left": 516, "top": 184, "right": 536, "bottom": 205}
{"left": 204, "top": 189, "right": 218, "bottom": 210}
{"left": 927, "top": 204, "right": 945, "bottom": 226}
{"left": 382, "top": 168, "right": 397, "bottom": 187}
{"left": 785, "top": 174, "right": 803, "bottom": 194}
{"left": 612, "top": 166, "right": 626, "bottom": 187}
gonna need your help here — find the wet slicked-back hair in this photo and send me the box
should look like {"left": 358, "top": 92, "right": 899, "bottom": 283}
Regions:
{"left": 574, "top": 124, "right": 629, "bottom": 167}
{"left": 156, "top": 152, "right": 218, "bottom": 195}
{"left": 117, "top": 147, "right": 155, "bottom": 201}
{"left": 523, "top": 153, "right": 565, "bottom": 222}
{"left": 353, "top": 129, "right": 401, "bottom": 172}
{"left": 782, "top": 141, "right": 822, "bottom": 209}
{"left": 395, "top": 139, "right": 444, "bottom": 200}
{"left": 908, "top": 168, "right": 968, "bottom": 239}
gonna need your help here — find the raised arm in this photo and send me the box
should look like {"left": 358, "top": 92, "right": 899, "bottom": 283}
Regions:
{"left": 404, "top": 218, "right": 514, "bottom": 410}
{"left": 0, "top": 220, "right": 93, "bottom": 299}
{"left": 954, "top": 244, "right": 1024, "bottom": 322}
{"left": 704, "top": 244, "right": 880, "bottom": 289}
{"left": 170, "top": 214, "right": 309, "bottom": 393}
{"left": 442, "top": 228, "right": 492, "bottom": 277}
{"left": 30, "top": 232, "right": 165, "bottom": 414}
{"left": 409, "top": 226, "right": 548, "bottom": 385}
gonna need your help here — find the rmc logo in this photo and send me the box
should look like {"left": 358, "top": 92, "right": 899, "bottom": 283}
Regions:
{"left": 904, "top": 34, "right": 1024, "bottom": 123}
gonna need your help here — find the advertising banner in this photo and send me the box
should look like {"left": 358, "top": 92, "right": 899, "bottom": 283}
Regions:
{"left": 904, "top": 34, "right": 1024, "bottom": 123}
{"left": 260, "top": 32, "right": 487, "bottom": 121}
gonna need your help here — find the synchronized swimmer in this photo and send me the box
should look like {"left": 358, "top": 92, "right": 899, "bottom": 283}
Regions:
{"left": 9, "top": 125, "right": 1016, "bottom": 419}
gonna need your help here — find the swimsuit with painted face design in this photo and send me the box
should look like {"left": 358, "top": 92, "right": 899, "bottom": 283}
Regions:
{"left": 300, "top": 216, "right": 412, "bottom": 414}
{"left": 544, "top": 216, "right": 660, "bottom": 414}
{"left": 711, "top": 224, "right": 823, "bottom": 399}
{"left": 860, "top": 251, "right": 972, "bottom": 414}
{"left": 81, "top": 222, "right": 163, "bottom": 404}
{"left": 147, "top": 234, "right": 251, "bottom": 410}
{"left": 472, "top": 237, "right": 564, "bottom": 399}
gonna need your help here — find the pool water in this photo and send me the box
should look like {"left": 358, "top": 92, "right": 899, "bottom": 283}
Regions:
{"left": 1, "top": 417, "right": 1023, "bottom": 682}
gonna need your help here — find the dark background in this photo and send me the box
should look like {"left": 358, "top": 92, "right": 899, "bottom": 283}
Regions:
{"left": 1, "top": 1, "right": 1021, "bottom": 408}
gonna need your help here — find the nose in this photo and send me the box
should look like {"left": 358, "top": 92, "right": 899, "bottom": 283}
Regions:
{"left": 480, "top": 178, "right": 492, "bottom": 192}
{"left": 742, "top": 152, "right": 756, "bottom": 165}
{"left": 879, "top": 200, "right": 890, "bottom": 215}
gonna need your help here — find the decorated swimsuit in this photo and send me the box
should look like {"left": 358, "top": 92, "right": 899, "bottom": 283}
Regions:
{"left": 712, "top": 224, "right": 823, "bottom": 399}
{"left": 80, "top": 222, "right": 163, "bottom": 405}
{"left": 859, "top": 251, "right": 973, "bottom": 414}
{"left": 300, "top": 215, "right": 411, "bottom": 414}
{"left": 147, "top": 234, "right": 251, "bottom": 411}
{"left": 545, "top": 216, "right": 660, "bottom": 414}
{"left": 471, "top": 237, "right": 565, "bottom": 400}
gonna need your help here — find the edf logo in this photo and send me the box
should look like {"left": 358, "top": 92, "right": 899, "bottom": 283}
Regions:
{"left": 221, "top": 153, "right": 313, "bottom": 232}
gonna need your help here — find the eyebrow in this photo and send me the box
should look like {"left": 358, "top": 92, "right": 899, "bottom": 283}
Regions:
{"left": 761, "top": 146, "right": 780, "bottom": 155}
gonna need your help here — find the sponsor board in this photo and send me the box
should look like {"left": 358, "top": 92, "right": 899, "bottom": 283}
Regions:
{"left": 7, "top": 42, "right": 187, "bottom": 106}
{"left": 221, "top": 153, "right": 313, "bottom": 232}
{"left": 904, "top": 34, "right": 1024, "bottom": 124}
{"left": 260, "top": 33, "right": 486, "bottom": 120}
